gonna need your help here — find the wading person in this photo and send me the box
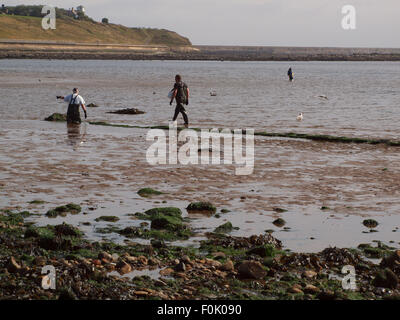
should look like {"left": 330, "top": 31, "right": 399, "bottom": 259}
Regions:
{"left": 287, "top": 67, "right": 294, "bottom": 81}
{"left": 170, "top": 74, "right": 189, "bottom": 127}
{"left": 57, "top": 88, "right": 87, "bottom": 124}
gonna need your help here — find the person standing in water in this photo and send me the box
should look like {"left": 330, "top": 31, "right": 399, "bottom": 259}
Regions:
{"left": 57, "top": 88, "right": 87, "bottom": 124}
{"left": 170, "top": 74, "right": 189, "bottom": 127}
{"left": 287, "top": 67, "right": 294, "bottom": 81}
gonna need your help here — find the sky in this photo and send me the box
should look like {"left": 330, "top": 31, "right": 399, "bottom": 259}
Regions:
{"left": 4, "top": 0, "right": 400, "bottom": 47}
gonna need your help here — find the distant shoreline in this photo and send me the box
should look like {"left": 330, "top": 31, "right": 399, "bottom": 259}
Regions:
{"left": 1, "top": 41, "right": 400, "bottom": 61}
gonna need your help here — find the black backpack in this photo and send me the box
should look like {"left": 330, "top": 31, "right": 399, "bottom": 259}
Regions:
{"left": 176, "top": 82, "right": 188, "bottom": 104}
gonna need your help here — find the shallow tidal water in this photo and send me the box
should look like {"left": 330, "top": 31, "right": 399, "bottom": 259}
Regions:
{"left": 0, "top": 59, "right": 399, "bottom": 253}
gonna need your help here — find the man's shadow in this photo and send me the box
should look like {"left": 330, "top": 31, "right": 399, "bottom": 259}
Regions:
{"left": 66, "top": 123, "right": 87, "bottom": 150}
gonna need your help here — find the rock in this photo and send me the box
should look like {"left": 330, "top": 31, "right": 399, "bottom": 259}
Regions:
{"left": 7, "top": 257, "right": 21, "bottom": 273}
{"left": 373, "top": 268, "right": 398, "bottom": 289}
{"left": 98, "top": 251, "right": 113, "bottom": 262}
{"left": 138, "top": 256, "right": 148, "bottom": 265}
{"left": 107, "top": 108, "right": 145, "bottom": 115}
{"left": 116, "top": 260, "right": 132, "bottom": 274}
{"left": 87, "top": 103, "right": 99, "bottom": 108}
{"left": 58, "top": 288, "right": 77, "bottom": 300}
{"left": 133, "top": 290, "right": 149, "bottom": 296}
{"left": 95, "top": 216, "right": 120, "bottom": 222}
{"left": 304, "top": 284, "right": 320, "bottom": 294}
{"left": 151, "top": 239, "right": 166, "bottom": 248}
{"left": 181, "top": 255, "right": 191, "bottom": 264}
{"left": 160, "top": 267, "right": 174, "bottom": 276}
{"left": 186, "top": 202, "right": 217, "bottom": 214}
{"left": 212, "top": 252, "right": 226, "bottom": 260}
{"left": 363, "top": 219, "right": 379, "bottom": 228}
{"left": 288, "top": 284, "right": 303, "bottom": 294}
{"left": 44, "top": 113, "right": 67, "bottom": 122}
{"left": 272, "top": 218, "right": 286, "bottom": 228}
{"left": 214, "top": 222, "right": 233, "bottom": 233}
{"left": 148, "top": 257, "right": 159, "bottom": 266}
{"left": 302, "top": 270, "right": 318, "bottom": 279}
{"left": 33, "top": 256, "right": 47, "bottom": 267}
{"left": 155, "top": 280, "right": 167, "bottom": 287}
{"left": 175, "top": 262, "right": 186, "bottom": 272}
{"left": 205, "top": 258, "right": 222, "bottom": 268}
{"left": 221, "top": 260, "right": 234, "bottom": 272}
{"left": 380, "top": 250, "right": 400, "bottom": 269}
{"left": 151, "top": 215, "right": 184, "bottom": 231}
{"left": 237, "top": 260, "right": 267, "bottom": 280}
{"left": 138, "top": 188, "right": 163, "bottom": 197}
{"left": 247, "top": 245, "right": 276, "bottom": 258}
{"left": 46, "top": 204, "right": 82, "bottom": 218}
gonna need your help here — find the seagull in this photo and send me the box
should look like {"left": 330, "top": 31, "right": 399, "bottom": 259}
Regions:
{"left": 318, "top": 95, "right": 328, "bottom": 100}
{"left": 297, "top": 112, "right": 303, "bottom": 121}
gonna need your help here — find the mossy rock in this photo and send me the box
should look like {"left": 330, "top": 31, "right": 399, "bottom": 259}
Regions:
{"left": 46, "top": 203, "right": 82, "bottom": 218}
{"left": 214, "top": 222, "right": 233, "bottom": 233}
{"left": 373, "top": 268, "right": 398, "bottom": 289}
{"left": 247, "top": 245, "right": 278, "bottom": 258}
{"left": 138, "top": 188, "right": 163, "bottom": 197}
{"left": 272, "top": 218, "right": 286, "bottom": 228}
{"left": 54, "top": 223, "right": 82, "bottom": 237}
{"left": 44, "top": 113, "right": 67, "bottom": 122}
{"left": 95, "top": 216, "right": 120, "bottom": 223}
{"left": 29, "top": 199, "right": 46, "bottom": 205}
{"left": 144, "top": 207, "right": 182, "bottom": 218}
{"left": 151, "top": 215, "right": 184, "bottom": 231}
{"left": 363, "top": 219, "right": 378, "bottom": 228}
{"left": 273, "top": 208, "right": 287, "bottom": 213}
{"left": 187, "top": 202, "right": 216, "bottom": 214}
{"left": 25, "top": 226, "right": 55, "bottom": 240}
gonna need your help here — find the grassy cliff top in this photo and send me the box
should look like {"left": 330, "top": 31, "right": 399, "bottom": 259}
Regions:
{"left": 0, "top": 13, "right": 191, "bottom": 46}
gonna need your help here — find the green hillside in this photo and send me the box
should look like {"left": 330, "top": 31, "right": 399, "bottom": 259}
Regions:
{"left": 0, "top": 8, "right": 191, "bottom": 46}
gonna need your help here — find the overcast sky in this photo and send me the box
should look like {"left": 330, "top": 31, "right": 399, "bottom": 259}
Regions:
{"left": 5, "top": 0, "right": 400, "bottom": 47}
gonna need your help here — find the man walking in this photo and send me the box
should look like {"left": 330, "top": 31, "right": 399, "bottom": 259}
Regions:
{"left": 57, "top": 88, "right": 87, "bottom": 124}
{"left": 170, "top": 74, "right": 189, "bottom": 127}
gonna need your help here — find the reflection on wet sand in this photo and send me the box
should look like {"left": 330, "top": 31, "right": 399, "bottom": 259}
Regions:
{"left": 66, "top": 123, "right": 87, "bottom": 150}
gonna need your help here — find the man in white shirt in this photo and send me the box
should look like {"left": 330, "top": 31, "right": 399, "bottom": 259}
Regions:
{"left": 57, "top": 88, "right": 87, "bottom": 124}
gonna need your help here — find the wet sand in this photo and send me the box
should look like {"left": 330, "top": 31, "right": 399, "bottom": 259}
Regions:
{"left": 1, "top": 120, "right": 399, "bottom": 252}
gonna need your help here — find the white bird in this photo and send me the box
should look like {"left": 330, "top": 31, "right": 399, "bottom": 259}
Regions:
{"left": 297, "top": 112, "right": 303, "bottom": 121}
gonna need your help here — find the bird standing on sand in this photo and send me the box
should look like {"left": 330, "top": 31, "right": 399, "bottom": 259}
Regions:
{"left": 297, "top": 113, "right": 303, "bottom": 121}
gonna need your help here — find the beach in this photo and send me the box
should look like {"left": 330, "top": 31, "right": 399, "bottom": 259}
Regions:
{"left": 0, "top": 59, "right": 400, "bottom": 299}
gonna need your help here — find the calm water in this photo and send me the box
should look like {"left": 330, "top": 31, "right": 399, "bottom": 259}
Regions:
{"left": 0, "top": 59, "right": 399, "bottom": 253}
{"left": 0, "top": 59, "right": 399, "bottom": 138}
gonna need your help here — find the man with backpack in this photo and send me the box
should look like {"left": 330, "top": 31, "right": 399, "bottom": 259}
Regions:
{"left": 169, "top": 74, "right": 189, "bottom": 127}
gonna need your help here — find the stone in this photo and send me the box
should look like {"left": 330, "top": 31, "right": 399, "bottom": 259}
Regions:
{"left": 221, "top": 260, "right": 234, "bottom": 272}
{"left": 98, "top": 251, "right": 113, "bottom": 262}
{"left": 212, "top": 252, "right": 226, "bottom": 259}
{"left": 237, "top": 260, "right": 267, "bottom": 280}
{"left": 272, "top": 218, "right": 286, "bottom": 228}
{"left": 304, "top": 284, "right": 320, "bottom": 294}
{"left": 116, "top": 260, "right": 132, "bottom": 274}
{"left": 373, "top": 268, "right": 398, "bottom": 289}
{"left": 160, "top": 267, "right": 174, "bottom": 276}
{"left": 175, "top": 262, "right": 186, "bottom": 272}
{"left": 288, "top": 284, "right": 303, "bottom": 294}
{"left": 302, "top": 270, "right": 318, "bottom": 279}
{"left": 7, "top": 257, "right": 21, "bottom": 273}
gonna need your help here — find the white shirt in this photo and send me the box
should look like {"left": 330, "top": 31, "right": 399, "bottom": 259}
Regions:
{"left": 64, "top": 94, "right": 85, "bottom": 106}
